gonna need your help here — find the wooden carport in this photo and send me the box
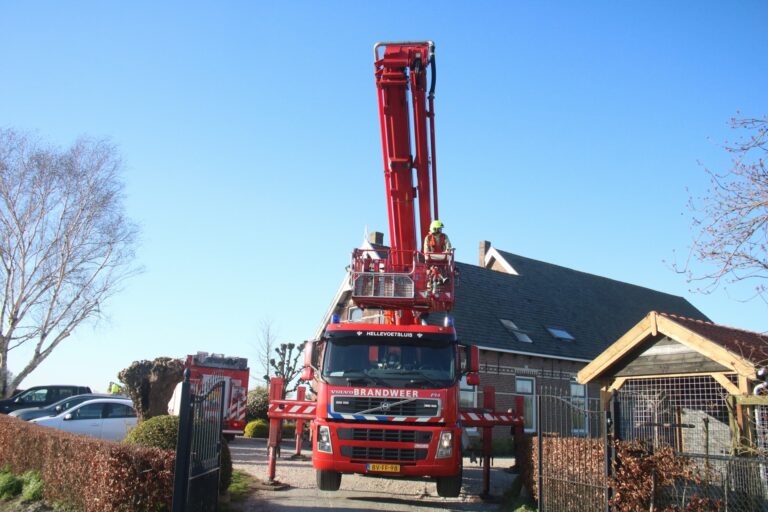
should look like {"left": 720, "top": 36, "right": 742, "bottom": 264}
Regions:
{"left": 577, "top": 311, "right": 767, "bottom": 453}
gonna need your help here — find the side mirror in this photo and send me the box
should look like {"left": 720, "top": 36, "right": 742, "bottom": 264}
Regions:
{"left": 466, "top": 373, "right": 480, "bottom": 386}
{"left": 63, "top": 413, "right": 73, "bottom": 421}
{"left": 301, "top": 340, "right": 315, "bottom": 381}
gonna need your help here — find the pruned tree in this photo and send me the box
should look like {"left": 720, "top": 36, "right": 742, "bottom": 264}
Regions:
{"left": 118, "top": 357, "right": 184, "bottom": 421}
{"left": 676, "top": 115, "right": 768, "bottom": 303}
{"left": 0, "top": 129, "right": 139, "bottom": 397}
{"left": 270, "top": 342, "right": 303, "bottom": 398}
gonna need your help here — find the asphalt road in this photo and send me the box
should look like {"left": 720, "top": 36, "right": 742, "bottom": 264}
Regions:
{"left": 230, "top": 437, "right": 518, "bottom": 512}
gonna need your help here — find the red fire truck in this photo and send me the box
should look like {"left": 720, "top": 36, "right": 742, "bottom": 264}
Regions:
{"left": 268, "top": 41, "right": 522, "bottom": 497}
{"left": 181, "top": 352, "right": 249, "bottom": 439}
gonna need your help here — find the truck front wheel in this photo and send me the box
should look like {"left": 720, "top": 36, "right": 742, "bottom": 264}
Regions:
{"left": 436, "top": 468, "right": 462, "bottom": 498}
{"left": 316, "top": 469, "right": 342, "bottom": 491}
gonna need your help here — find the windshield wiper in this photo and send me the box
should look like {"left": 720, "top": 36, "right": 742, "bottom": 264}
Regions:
{"left": 341, "top": 370, "right": 391, "bottom": 388}
{"left": 387, "top": 370, "right": 444, "bottom": 388}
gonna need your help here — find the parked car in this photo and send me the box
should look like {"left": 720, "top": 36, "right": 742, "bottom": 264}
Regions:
{"left": 9, "top": 393, "right": 128, "bottom": 421}
{"left": 30, "top": 398, "right": 137, "bottom": 441}
{"left": 0, "top": 385, "right": 92, "bottom": 414}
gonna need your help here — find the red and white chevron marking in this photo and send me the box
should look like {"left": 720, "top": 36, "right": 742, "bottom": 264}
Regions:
{"left": 268, "top": 402, "right": 317, "bottom": 420}
{"left": 460, "top": 411, "right": 523, "bottom": 427}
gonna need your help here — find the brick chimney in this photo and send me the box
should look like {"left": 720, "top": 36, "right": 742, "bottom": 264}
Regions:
{"left": 479, "top": 240, "right": 491, "bottom": 266}
{"left": 369, "top": 231, "right": 384, "bottom": 246}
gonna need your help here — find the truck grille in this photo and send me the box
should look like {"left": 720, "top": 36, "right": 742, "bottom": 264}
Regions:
{"left": 337, "top": 428, "right": 432, "bottom": 443}
{"left": 332, "top": 397, "right": 440, "bottom": 417}
{"left": 341, "top": 446, "right": 428, "bottom": 461}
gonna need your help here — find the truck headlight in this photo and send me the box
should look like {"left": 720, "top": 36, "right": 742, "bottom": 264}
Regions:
{"left": 317, "top": 425, "right": 333, "bottom": 453}
{"left": 436, "top": 431, "right": 453, "bottom": 458}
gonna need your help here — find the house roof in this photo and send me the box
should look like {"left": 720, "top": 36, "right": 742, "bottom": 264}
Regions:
{"left": 446, "top": 250, "right": 709, "bottom": 361}
{"left": 577, "top": 311, "right": 765, "bottom": 384}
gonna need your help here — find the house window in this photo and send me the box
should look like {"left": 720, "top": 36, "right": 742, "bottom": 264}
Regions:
{"left": 570, "top": 382, "right": 587, "bottom": 435}
{"left": 459, "top": 375, "right": 476, "bottom": 409}
{"left": 500, "top": 319, "right": 532, "bottom": 343}
{"left": 546, "top": 326, "right": 574, "bottom": 341}
{"left": 516, "top": 377, "right": 536, "bottom": 432}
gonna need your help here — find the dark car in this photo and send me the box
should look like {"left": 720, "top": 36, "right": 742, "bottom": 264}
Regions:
{"left": 9, "top": 393, "right": 126, "bottom": 421}
{"left": 0, "top": 385, "right": 92, "bottom": 414}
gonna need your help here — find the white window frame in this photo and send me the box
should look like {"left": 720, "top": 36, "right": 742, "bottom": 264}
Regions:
{"left": 570, "top": 382, "right": 587, "bottom": 435}
{"left": 516, "top": 376, "right": 536, "bottom": 433}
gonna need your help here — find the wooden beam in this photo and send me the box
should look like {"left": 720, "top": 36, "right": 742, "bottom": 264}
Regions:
{"left": 608, "top": 377, "right": 628, "bottom": 391}
{"left": 577, "top": 315, "right": 653, "bottom": 383}
{"left": 711, "top": 373, "right": 740, "bottom": 395}
{"left": 603, "top": 371, "right": 737, "bottom": 380}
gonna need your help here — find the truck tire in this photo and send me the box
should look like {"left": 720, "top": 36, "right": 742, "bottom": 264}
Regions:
{"left": 316, "top": 469, "right": 342, "bottom": 491}
{"left": 436, "top": 469, "right": 462, "bottom": 498}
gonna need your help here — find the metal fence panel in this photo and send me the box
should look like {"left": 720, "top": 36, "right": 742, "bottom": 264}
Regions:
{"left": 537, "top": 392, "right": 611, "bottom": 512}
{"left": 173, "top": 369, "right": 226, "bottom": 512}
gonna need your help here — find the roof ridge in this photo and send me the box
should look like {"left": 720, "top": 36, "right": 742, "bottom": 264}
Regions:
{"left": 494, "top": 249, "right": 689, "bottom": 300}
{"left": 660, "top": 312, "right": 768, "bottom": 337}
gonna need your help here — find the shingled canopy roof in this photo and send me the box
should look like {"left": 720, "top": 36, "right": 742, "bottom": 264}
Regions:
{"left": 446, "top": 251, "right": 709, "bottom": 361}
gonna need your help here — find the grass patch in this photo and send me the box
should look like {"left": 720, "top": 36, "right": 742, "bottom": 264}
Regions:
{"left": 218, "top": 470, "right": 258, "bottom": 512}
{"left": 0, "top": 471, "right": 22, "bottom": 501}
{"left": 20, "top": 470, "right": 44, "bottom": 502}
{"left": 227, "top": 470, "right": 256, "bottom": 502}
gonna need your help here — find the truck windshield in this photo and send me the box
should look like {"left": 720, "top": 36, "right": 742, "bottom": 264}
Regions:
{"left": 321, "top": 337, "right": 455, "bottom": 389}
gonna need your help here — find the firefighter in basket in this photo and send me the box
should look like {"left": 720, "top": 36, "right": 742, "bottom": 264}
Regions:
{"left": 424, "top": 220, "right": 452, "bottom": 293}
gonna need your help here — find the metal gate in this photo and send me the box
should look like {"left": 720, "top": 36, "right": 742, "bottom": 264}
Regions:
{"left": 172, "top": 369, "right": 227, "bottom": 512}
{"left": 536, "top": 391, "right": 612, "bottom": 512}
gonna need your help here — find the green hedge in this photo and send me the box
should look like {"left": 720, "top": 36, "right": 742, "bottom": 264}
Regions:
{"left": 0, "top": 414, "right": 174, "bottom": 512}
{"left": 244, "top": 418, "right": 296, "bottom": 439}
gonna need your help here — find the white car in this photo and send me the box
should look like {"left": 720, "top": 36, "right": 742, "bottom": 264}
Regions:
{"left": 30, "top": 398, "right": 137, "bottom": 441}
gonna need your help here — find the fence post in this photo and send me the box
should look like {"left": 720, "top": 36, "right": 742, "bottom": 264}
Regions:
{"left": 172, "top": 369, "right": 193, "bottom": 512}
{"left": 481, "top": 385, "right": 495, "bottom": 498}
{"left": 537, "top": 393, "right": 543, "bottom": 511}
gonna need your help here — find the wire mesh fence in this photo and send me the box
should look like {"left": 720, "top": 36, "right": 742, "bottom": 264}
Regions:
{"left": 614, "top": 377, "right": 768, "bottom": 512}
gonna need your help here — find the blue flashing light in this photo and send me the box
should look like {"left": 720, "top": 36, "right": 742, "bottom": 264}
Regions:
{"left": 444, "top": 315, "right": 454, "bottom": 327}
{"left": 331, "top": 313, "right": 341, "bottom": 324}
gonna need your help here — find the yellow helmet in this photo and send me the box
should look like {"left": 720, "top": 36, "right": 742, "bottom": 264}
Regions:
{"left": 430, "top": 220, "right": 444, "bottom": 233}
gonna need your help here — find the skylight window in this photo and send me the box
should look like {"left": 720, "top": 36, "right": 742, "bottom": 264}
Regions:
{"left": 546, "top": 326, "right": 574, "bottom": 341}
{"left": 500, "top": 319, "right": 532, "bottom": 343}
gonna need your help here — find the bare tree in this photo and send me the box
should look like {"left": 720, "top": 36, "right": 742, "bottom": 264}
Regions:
{"left": 255, "top": 317, "right": 278, "bottom": 385}
{"left": 676, "top": 115, "right": 768, "bottom": 303}
{"left": 0, "top": 129, "right": 139, "bottom": 397}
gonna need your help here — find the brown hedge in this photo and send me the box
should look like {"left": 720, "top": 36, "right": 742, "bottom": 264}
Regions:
{"left": 517, "top": 436, "right": 723, "bottom": 512}
{"left": 0, "top": 414, "right": 174, "bottom": 511}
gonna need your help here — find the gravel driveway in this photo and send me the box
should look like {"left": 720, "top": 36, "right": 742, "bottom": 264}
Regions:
{"left": 230, "top": 437, "right": 518, "bottom": 512}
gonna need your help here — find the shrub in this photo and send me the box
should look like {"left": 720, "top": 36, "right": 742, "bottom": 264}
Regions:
{"left": 124, "top": 414, "right": 179, "bottom": 450}
{"left": 20, "top": 470, "right": 43, "bottom": 502}
{"left": 0, "top": 471, "right": 22, "bottom": 500}
{"left": 245, "top": 387, "right": 269, "bottom": 422}
{"left": 244, "top": 419, "right": 269, "bottom": 438}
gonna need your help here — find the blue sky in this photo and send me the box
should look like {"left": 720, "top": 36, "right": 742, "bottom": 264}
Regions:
{"left": 1, "top": 1, "right": 766, "bottom": 392}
